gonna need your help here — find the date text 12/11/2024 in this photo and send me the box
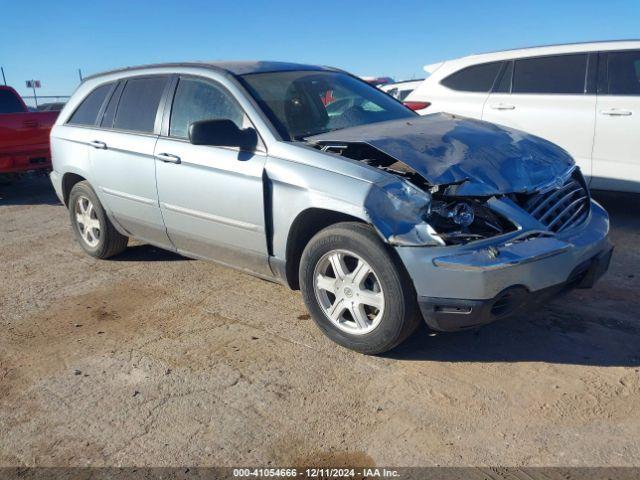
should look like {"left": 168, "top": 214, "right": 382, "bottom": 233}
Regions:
{"left": 233, "top": 467, "right": 401, "bottom": 478}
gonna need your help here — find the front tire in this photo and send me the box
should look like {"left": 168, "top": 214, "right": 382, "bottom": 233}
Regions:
{"left": 299, "top": 222, "right": 421, "bottom": 354}
{"left": 68, "top": 181, "right": 128, "bottom": 259}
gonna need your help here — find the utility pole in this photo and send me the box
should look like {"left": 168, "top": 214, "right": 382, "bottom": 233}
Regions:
{"left": 1, "top": 67, "right": 6, "bottom": 86}
{"left": 26, "top": 80, "right": 41, "bottom": 107}
{"left": 78, "top": 68, "right": 83, "bottom": 82}
{"left": 31, "top": 80, "right": 38, "bottom": 107}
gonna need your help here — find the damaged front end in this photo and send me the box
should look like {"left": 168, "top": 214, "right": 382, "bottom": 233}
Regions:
{"left": 307, "top": 113, "right": 582, "bottom": 247}
{"left": 305, "top": 114, "right": 611, "bottom": 333}
{"left": 313, "top": 141, "right": 518, "bottom": 247}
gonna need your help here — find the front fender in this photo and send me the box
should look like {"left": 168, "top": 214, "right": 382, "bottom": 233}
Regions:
{"left": 266, "top": 156, "right": 440, "bottom": 261}
{"left": 266, "top": 157, "right": 371, "bottom": 260}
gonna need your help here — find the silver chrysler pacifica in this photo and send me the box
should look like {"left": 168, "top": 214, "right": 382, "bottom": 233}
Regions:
{"left": 50, "top": 61, "right": 613, "bottom": 354}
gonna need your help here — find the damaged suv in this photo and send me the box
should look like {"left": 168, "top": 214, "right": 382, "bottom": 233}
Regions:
{"left": 50, "top": 62, "right": 613, "bottom": 354}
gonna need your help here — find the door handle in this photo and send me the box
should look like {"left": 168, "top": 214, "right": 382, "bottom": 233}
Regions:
{"left": 156, "top": 152, "right": 181, "bottom": 164}
{"left": 490, "top": 103, "right": 516, "bottom": 110}
{"left": 23, "top": 119, "right": 39, "bottom": 128}
{"left": 601, "top": 108, "right": 632, "bottom": 116}
{"left": 89, "top": 140, "right": 107, "bottom": 149}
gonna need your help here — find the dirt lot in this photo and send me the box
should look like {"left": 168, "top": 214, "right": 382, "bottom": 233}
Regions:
{"left": 1, "top": 176, "right": 639, "bottom": 467}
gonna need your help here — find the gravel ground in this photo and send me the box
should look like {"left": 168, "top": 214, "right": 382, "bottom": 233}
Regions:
{"left": 1, "top": 176, "right": 639, "bottom": 467}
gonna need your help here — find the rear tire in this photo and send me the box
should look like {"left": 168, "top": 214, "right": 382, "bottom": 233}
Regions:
{"left": 68, "top": 181, "right": 128, "bottom": 259}
{"left": 299, "top": 222, "right": 421, "bottom": 354}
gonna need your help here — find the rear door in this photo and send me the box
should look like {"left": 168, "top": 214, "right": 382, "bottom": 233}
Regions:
{"left": 591, "top": 50, "right": 640, "bottom": 192}
{"left": 154, "top": 75, "right": 269, "bottom": 275}
{"left": 89, "top": 75, "right": 173, "bottom": 248}
{"left": 482, "top": 53, "right": 597, "bottom": 179}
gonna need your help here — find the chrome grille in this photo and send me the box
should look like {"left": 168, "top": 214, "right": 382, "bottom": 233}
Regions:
{"left": 522, "top": 170, "right": 590, "bottom": 233}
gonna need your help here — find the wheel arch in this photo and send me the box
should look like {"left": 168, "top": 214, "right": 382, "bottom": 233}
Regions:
{"left": 284, "top": 208, "right": 366, "bottom": 290}
{"left": 61, "top": 172, "right": 88, "bottom": 206}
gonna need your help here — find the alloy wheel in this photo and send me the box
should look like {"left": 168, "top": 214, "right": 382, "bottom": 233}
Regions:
{"left": 74, "top": 195, "right": 101, "bottom": 247}
{"left": 313, "top": 249, "right": 385, "bottom": 335}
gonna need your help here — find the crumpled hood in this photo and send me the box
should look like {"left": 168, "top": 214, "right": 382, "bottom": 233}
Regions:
{"left": 307, "top": 113, "right": 575, "bottom": 196}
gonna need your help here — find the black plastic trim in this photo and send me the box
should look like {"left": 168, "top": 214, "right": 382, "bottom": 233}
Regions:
{"left": 586, "top": 52, "right": 599, "bottom": 94}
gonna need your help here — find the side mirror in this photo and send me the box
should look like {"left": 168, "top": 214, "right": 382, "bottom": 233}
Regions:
{"left": 188, "top": 119, "right": 258, "bottom": 151}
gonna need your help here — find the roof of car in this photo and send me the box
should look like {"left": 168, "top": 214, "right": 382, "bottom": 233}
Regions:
{"left": 425, "top": 39, "right": 640, "bottom": 72}
{"left": 476, "top": 39, "right": 640, "bottom": 56}
{"left": 83, "top": 61, "right": 336, "bottom": 81}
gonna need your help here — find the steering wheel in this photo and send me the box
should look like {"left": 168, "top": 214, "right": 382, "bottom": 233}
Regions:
{"left": 329, "top": 104, "right": 367, "bottom": 130}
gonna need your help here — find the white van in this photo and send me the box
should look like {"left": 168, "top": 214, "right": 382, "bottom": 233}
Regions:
{"left": 405, "top": 40, "right": 640, "bottom": 193}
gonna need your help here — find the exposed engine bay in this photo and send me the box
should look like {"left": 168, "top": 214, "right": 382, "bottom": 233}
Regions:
{"left": 314, "top": 142, "right": 517, "bottom": 245}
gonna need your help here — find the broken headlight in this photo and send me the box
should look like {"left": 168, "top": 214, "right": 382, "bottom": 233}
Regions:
{"left": 427, "top": 199, "right": 514, "bottom": 245}
{"left": 380, "top": 179, "right": 431, "bottom": 209}
{"left": 365, "top": 180, "right": 445, "bottom": 247}
{"left": 432, "top": 201, "right": 475, "bottom": 227}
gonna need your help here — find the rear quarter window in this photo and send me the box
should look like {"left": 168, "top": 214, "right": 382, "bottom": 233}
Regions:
{"left": 441, "top": 62, "right": 503, "bottom": 92}
{"left": 68, "top": 83, "right": 113, "bottom": 126}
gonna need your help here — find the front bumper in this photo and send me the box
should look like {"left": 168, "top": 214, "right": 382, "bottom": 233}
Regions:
{"left": 395, "top": 199, "right": 612, "bottom": 331}
{"left": 419, "top": 246, "right": 612, "bottom": 331}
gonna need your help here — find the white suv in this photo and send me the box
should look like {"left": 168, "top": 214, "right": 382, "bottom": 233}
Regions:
{"left": 405, "top": 40, "right": 640, "bottom": 193}
{"left": 380, "top": 79, "right": 423, "bottom": 101}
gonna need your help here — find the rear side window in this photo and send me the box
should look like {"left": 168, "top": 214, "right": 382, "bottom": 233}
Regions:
{"left": 512, "top": 54, "right": 588, "bottom": 94}
{"left": 605, "top": 50, "right": 640, "bottom": 95}
{"left": 113, "top": 77, "right": 168, "bottom": 133}
{"left": 0, "top": 89, "right": 25, "bottom": 114}
{"left": 68, "top": 83, "right": 112, "bottom": 126}
{"left": 169, "top": 77, "right": 246, "bottom": 139}
{"left": 441, "top": 62, "right": 502, "bottom": 92}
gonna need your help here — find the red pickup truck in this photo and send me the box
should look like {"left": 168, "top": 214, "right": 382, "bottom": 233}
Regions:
{"left": 0, "top": 86, "right": 59, "bottom": 176}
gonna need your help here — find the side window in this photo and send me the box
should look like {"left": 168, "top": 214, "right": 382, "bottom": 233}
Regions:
{"left": 100, "top": 82, "right": 124, "bottom": 128}
{"left": 398, "top": 89, "right": 413, "bottom": 101}
{"left": 169, "top": 78, "right": 246, "bottom": 139}
{"left": 441, "top": 62, "right": 502, "bottom": 92}
{"left": 113, "top": 76, "right": 168, "bottom": 133}
{"left": 386, "top": 87, "right": 399, "bottom": 99}
{"left": 512, "top": 54, "right": 588, "bottom": 94}
{"left": 606, "top": 50, "right": 640, "bottom": 95}
{"left": 67, "top": 83, "right": 112, "bottom": 126}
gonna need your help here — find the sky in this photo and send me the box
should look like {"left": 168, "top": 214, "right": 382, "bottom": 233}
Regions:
{"left": 1, "top": 0, "right": 639, "bottom": 99}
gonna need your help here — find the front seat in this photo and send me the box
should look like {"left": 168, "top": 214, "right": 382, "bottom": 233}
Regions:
{"left": 283, "top": 81, "right": 329, "bottom": 139}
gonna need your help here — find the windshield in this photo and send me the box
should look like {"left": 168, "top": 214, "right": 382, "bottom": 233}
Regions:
{"left": 239, "top": 70, "right": 415, "bottom": 140}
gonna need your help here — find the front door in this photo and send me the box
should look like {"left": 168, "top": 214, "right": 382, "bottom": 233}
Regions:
{"left": 591, "top": 50, "right": 640, "bottom": 193}
{"left": 154, "top": 76, "right": 269, "bottom": 275}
